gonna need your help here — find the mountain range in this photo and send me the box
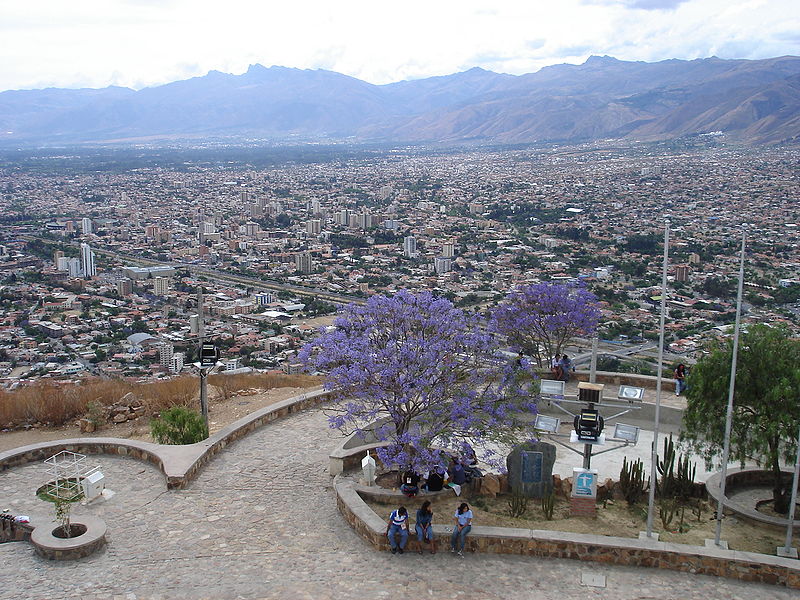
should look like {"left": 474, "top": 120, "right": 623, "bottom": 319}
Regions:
{"left": 2, "top": 55, "right": 799, "bottom": 147}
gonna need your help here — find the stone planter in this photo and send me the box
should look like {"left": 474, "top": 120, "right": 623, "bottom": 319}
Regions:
{"left": 31, "top": 515, "right": 107, "bottom": 560}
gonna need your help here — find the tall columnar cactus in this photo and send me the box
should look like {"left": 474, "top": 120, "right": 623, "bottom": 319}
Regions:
{"left": 620, "top": 456, "right": 647, "bottom": 506}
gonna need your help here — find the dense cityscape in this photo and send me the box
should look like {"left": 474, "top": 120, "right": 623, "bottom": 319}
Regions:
{"left": 1, "top": 139, "right": 798, "bottom": 388}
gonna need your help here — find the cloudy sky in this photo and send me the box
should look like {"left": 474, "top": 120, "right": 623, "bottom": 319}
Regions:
{"left": 1, "top": 0, "right": 798, "bottom": 92}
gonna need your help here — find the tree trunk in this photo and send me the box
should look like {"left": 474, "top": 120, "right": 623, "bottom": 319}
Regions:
{"left": 771, "top": 446, "right": 790, "bottom": 515}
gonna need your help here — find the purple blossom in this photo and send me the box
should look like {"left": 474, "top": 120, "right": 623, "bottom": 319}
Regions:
{"left": 300, "top": 290, "right": 538, "bottom": 473}
{"left": 490, "top": 282, "right": 601, "bottom": 367}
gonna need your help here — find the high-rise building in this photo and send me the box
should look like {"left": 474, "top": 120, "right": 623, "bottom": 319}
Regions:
{"left": 153, "top": 276, "right": 170, "bottom": 296}
{"left": 442, "top": 242, "right": 455, "bottom": 258}
{"left": 306, "top": 219, "right": 321, "bottom": 235}
{"left": 295, "top": 252, "right": 313, "bottom": 274}
{"left": 80, "top": 243, "right": 96, "bottom": 278}
{"left": 434, "top": 256, "right": 452, "bottom": 275}
{"left": 404, "top": 236, "right": 417, "bottom": 258}
{"left": 117, "top": 279, "right": 133, "bottom": 296}
{"left": 53, "top": 250, "right": 64, "bottom": 265}
{"left": 65, "top": 258, "right": 81, "bottom": 278}
{"left": 171, "top": 352, "right": 184, "bottom": 374}
{"left": 334, "top": 209, "right": 351, "bottom": 227}
{"left": 203, "top": 222, "right": 216, "bottom": 235}
{"left": 145, "top": 225, "right": 161, "bottom": 239}
{"left": 159, "top": 343, "right": 174, "bottom": 370}
{"left": 675, "top": 265, "right": 690, "bottom": 282}
{"left": 245, "top": 222, "right": 260, "bottom": 237}
{"left": 81, "top": 217, "right": 93, "bottom": 234}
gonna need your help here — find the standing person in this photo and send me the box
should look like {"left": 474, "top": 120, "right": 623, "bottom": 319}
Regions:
{"left": 415, "top": 500, "right": 435, "bottom": 554}
{"left": 559, "top": 354, "right": 574, "bottom": 383}
{"left": 450, "top": 502, "right": 473, "bottom": 557}
{"left": 674, "top": 363, "right": 688, "bottom": 396}
{"left": 386, "top": 506, "right": 409, "bottom": 554}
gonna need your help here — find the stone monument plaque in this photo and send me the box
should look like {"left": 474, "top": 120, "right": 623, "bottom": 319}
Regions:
{"left": 506, "top": 442, "right": 556, "bottom": 498}
{"left": 521, "top": 451, "right": 543, "bottom": 483}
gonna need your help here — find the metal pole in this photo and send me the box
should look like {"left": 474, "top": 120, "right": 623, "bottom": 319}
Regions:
{"left": 197, "top": 287, "right": 209, "bottom": 430}
{"left": 589, "top": 336, "right": 598, "bottom": 384}
{"left": 714, "top": 230, "right": 746, "bottom": 547}
{"left": 582, "top": 444, "right": 592, "bottom": 469}
{"left": 781, "top": 422, "right": 800, "bottom": 555}
{"left": 646, "top": 219, "right": 670, "bottom": 538}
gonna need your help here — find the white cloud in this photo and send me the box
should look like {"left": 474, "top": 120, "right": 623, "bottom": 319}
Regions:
{"left": 0, "top": 0, "right": 797, "bottom": 91}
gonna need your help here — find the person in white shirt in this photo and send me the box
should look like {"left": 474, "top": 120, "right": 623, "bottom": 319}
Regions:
{"left": 450, "top": 502, "right": 473, "bottom": 556}
{"left": 386, "top": 506, "right": 409, "bottom": 554}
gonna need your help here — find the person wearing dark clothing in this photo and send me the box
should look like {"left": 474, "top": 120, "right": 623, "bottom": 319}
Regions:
{"left": 559, "top": 354, "right": 574, "bottom": 383}
{"left": 674, "top": 363, "right": 688, "bottom": 396}
{"left": 424, "top": 469, "right": 444, "bottom": 492}
{"left": 400, "top": 471, "right": 420, "bottom": 497}
{"left": 449, "top": 460, "right": 466, "bottom": 486}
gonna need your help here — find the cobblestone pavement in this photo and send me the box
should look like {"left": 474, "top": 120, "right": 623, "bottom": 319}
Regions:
{"left": 2, "top": 408, "right": 797, "bottom": 600}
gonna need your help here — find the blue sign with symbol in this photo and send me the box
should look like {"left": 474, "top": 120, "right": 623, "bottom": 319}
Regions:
{"left": 575, "top": 472, "right": 595, "bottom": 497}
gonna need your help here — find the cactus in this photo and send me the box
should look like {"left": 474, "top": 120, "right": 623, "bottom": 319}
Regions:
{"left": 657, "top": 434, "right": 697, "bottom": 501}
{"left": 619, "top": 457, "right": 647, "bottom": 506}
{"left": 507, "top": 491, "right": 529, "bottom": 518}
{"left": 541, "top": 492, "right": 555, "bottom": 520}
{"left": 659, "top": 498, "right": 678, "bottom": 530}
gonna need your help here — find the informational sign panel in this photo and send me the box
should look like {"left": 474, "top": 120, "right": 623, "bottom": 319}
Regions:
{"left": 571, "top": 468, "right": 598, "bottom": 499}
{"left": 521, "top": 451, "right": 543, "bottom": 484}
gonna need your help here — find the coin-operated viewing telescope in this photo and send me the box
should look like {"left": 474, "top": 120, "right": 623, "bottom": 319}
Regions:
{"left": 574, "top": 406, "right": 604, "bottom": 442}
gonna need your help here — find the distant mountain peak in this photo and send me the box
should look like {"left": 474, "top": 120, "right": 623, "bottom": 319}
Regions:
{"left": 584, "top": 55, "right": 621, "bottom": 66}
{"left": 1, "top": 54, "right": 798, "bottom": 146}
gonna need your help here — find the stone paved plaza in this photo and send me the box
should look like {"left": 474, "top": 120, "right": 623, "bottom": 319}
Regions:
{"left": 2, "top": 407, "right": 797, "bottom": 600}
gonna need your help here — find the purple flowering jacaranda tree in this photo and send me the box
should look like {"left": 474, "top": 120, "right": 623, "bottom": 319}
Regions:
{"left": 490, "top": 282, "right": 601, "bottom": 367}
{"left": 299, "top": 290, "right": 537, "bottom": 473}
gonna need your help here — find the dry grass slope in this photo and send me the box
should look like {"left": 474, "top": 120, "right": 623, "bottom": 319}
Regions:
{"left": 0, "top": 373, "right": 322, "bottom": 429}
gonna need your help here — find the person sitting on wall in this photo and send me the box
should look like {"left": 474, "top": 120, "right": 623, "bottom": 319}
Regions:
{"left": 386, "top": 506, "right": 409, "bottom": 554}
{"left": 423, "top": 467, "right": 445, "bottom": 492}
{"left": 400, "top": 470, "right": 420, "bottom": 497}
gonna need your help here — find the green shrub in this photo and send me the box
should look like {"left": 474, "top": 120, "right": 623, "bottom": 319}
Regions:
{"left": 150, "top": 407, "right": 208, "bottom": 445}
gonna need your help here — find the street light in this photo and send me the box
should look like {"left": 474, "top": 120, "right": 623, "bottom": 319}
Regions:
{"left": 534, "top": 414, "right": 561, "bottom": 433}
{"left": 540, "top": 379, "right": 565, "bottom": 398}
{"left": 612, "top": 423, "right": 641, "bottom": 444}
{"left": 617, "top": 385, "right": 645, "bottom": 402}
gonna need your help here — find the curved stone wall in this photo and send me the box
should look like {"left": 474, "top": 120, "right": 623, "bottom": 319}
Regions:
{"left": 333, "top": 474, "right": 800, "bottom": 588}
{"left": 705, "top": 467, "right": 800, "bottom": 531}
{"left": 0, "top": 388, "right": 333, "bottom": 489}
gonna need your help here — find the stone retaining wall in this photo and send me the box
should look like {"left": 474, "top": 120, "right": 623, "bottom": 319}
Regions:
{"left": 0, "top": 388, "right": 333, "bottom": 490}
{"left": 333, "top": 474, "right": 800, "bottom": 589}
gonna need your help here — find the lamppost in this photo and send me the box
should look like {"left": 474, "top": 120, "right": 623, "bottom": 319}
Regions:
{"left": 195, "top": 287, "right": 220, "bottom": 432}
